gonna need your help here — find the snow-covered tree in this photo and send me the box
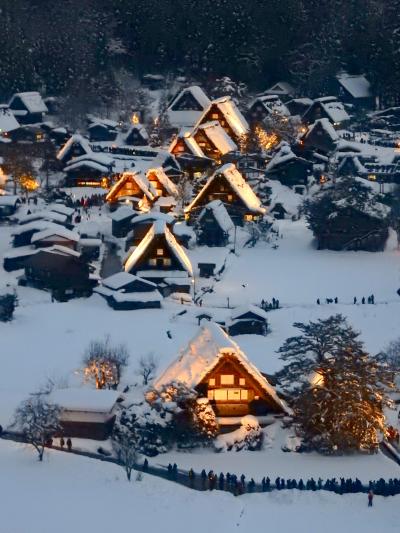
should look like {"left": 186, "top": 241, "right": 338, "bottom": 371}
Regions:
{"left": 82, "top": 336, "right": 129, "bottom": 390}
{"left": 294, "top": 347, "right": 394, "bottom": 453}
{"left": 303, "top": 177, "right": 390, "bottom": 251}
{"left": 13, "top": 395, "right": 61, "bottom": 462}
{"left": 112, "top": 408, "right": 139, "bottom": 481}
{"left": 379, "top": 338, "right": 400, "bottom": 375}
{"left": 191, "top": 398, "right": 219, "bottom": 441}
{"left": 276, "top": 314, "right": 363, "bottom": 395}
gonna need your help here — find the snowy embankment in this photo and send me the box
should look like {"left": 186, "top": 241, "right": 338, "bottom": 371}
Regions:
{"left": 0, "top": 440, "right": 398, "bottom": 533}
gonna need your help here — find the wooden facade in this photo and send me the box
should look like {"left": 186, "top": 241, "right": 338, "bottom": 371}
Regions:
{"left": 126, "top": 233, "right": 184, "bottom": 275}
{"left": 187, "top": 171, "right": 261, "bottom": 225}
{"left": 197, "top": 355, "right": 280, "bottom": 417}
{"left": 198, "top": 103, "right": 243, "bottom": 143}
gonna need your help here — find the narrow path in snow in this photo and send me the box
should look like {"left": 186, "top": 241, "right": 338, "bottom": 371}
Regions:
{"left": 2, "top": 432, "right": 399, "bottom": 496}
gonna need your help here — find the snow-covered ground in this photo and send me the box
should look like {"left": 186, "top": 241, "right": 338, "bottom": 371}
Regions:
{"left": 1, "top": 201, "right": 400, "bottom": 503}
{"left": 0, "top": 440, "right": 398, "bottom": 533}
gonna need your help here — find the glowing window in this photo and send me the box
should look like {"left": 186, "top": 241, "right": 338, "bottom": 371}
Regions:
{"left": 209, "top": 378, "right": 216, "bottom": 386}
{"left": 227, "top": 389, "right": 241, "bottom": 400}
{"left": 227, "top": 194, "right": 233, "bottom": 202}
{"left": 149, "top": 258, "right": 157, "bottom": 266}
{"left": 157, "top": 248, "right": 164, "bottom": 256}
{"left": 239, "top": 378, "right": 245, "bottom": 386}
{"left": 207, "top": 390, "right": 214, "bottom": 400}
{"left": 212, "top": 113, "right": 219, "bottom": 119}
{"left": 240, "top": 389, "right": 248, "bottom": 400}
{"left": 214, "top": 389, "right": 228, "bottom": 401}
{"left": 164, "top": 258, "right": 171, "bottom": 266}
{"left": 220, "top": 375, "right": 234, "bottom": 385}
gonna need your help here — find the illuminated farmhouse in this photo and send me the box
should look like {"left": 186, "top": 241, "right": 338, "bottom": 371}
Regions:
{"left": 154, "top": 322, "right": 290, "bottom": 418}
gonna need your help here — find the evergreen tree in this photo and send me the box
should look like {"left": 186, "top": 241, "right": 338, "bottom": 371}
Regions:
{"left": 294, "top": 345, "right": 394, "bottom": 453}
{"left": 276, "top": 314, "right": 363, "bottom": 394}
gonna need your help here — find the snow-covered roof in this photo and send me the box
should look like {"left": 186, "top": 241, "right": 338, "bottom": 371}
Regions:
{"left": 210, "top": 97, "right": 249, "bottom": 137}
{"left": 336, "top": 73, "right": 372, "bottom": 99}
{"left": 0, "top": 194, "right": 20, "bottom": 206}
{"left": 0, "top": 105, "right": 20, "bottom": 133}
{"left": 265, "top": 142, "right": 297, "bottom": 172}
{"left": 9, "top": 92, "right": 48, "bottom": 114}
{"left": 57, "top": 134, "right": 92, "bottom": 161}
{"left": 131, "top": 211, "right": 175, "bottom": 226}
{"left": 154, "top": 322, "right": 290, "bottom": 414}
{"left": 109, "top": 206, "right": 137, "bottom": 222}
{"left": 49, "top": 204, "right": 75, "bottom": 217}
{"left": 11, "top": 220, "right": 60, "bottom": 236}
{"left": 167, "top": 86, "right": 211, "bottom": 128}
{"left": 146, "top": 167, "right": 179, "bottom": 197}
{"left": 230, "top": 304, "right": 269, "bottom": 321}
{"left": 169, "top": 85, "right": 211, "bottom": 111}
{"left": 87, "top": 114, "right": 119, "bottom": 129}
{"left": 31, "top": 227, "right": 80, "bottom": 244}
{"left": 106, "top": 171, "right": 155, "bottom": 202}
{"left": 197, "top": 121, "right": 237, "bottom": 154}
{"left": 124, "top": 221, "right": 193, "bottom": 276}
{"left": 49, "top": 388, "right": 121, "bottom": 413}
{"left": 198, "top": 200, "right": 235, "bottom": 234}
{"left": 305, "top": 118, "right": 339, "bottom": 142}
{"left": 186, "top": 163, "right": 265, "bottom": 215}
{"left": 125, "top": 124, "right": 149, "bottom": 142}
{"left": 252, "top": 95, "right": 290, "bottom": 117}
{"left": 313, "top": 97, "right": 350, "bottom": 124}
{"left": 17, "top": 210, "right": 68, "bottom": 225}
{"left": 169, "top": 129, "right": 205, "bottom": 158}
{"left": 267, "top": 81, "right": 295, "bottom": 94}
{"left": 101, "top": 271, "right": 157, "bottom": 291}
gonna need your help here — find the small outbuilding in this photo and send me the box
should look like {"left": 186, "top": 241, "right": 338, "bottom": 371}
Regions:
{"left": 95, "top": 271, "right": 162, "bottom": 310}
{"left": 49, "top": 388, "right": 121, "bottom": 440}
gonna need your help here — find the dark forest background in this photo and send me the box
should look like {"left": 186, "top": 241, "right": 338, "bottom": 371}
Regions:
{"left": 1, "top": 0, "right": 400, "bottom": 104}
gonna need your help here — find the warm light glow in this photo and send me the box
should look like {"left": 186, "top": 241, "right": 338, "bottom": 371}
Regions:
{"left": 131, "top": 113, "right": 139, "bottom": 125}
{"left": 20, "top": 175, "right": 39, "bottom": 192}
{"left": 255, "top": 126, "right": 278, "bottom": 150}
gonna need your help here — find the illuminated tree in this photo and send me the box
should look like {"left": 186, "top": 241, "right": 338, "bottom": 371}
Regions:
{"left": 2, "top": 145, "right": 36, "bottom": 195}
{"left": 13, "top": 395, "right": 61, "bottom": 462}
{"left": 294, "top": 347, "right": 394, "bottom": 453}
{"left": 82, "top": 336, "right": 129, "bottom": 389}
{"left": 276, "top": 314, "right": 363, "bottom": 395}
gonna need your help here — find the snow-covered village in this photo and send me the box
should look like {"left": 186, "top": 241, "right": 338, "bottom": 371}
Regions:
{"left": 1, "top": 2, "right": 400, "bottom": 532}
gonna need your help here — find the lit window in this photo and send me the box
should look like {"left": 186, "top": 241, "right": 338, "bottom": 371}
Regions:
{"left": 212, "top": 113, "right": 219, "bottom": 119}
{"left": 244, "top": 214, "right": 253, "bottom": 221}
{"left": 149, "top": 258, "right": 157, "bottom": 266}
{"left": 164, "top": 258, "right": 171, "bottom": 266}
{"left": 227, "top": 389, "right": 241, "bottom": 400}
{"left": 220, "top": 375, "right": 234, "bottom": 385}
{"left": 194, "top": 172, "right": 202, "bottom": 178}
{"left": 240, "top": 389, "right": 248, "bottom": 400}
{"left": 209, "top": 378, "right": 215, "bottom": 386}
{"left": 239, "top": 378, "right": 245, "bottom": 386}
{"left": 227, "top": 194, "right": 233, "bottom": 202}
{"left": 157, "top": 248, "right": 164, "bottom": 256}
{"left": 207, "top": 390, "right": 214, "bottom": 400}
{"left": 214, "top": 389, "right": 228, "bottom": 401}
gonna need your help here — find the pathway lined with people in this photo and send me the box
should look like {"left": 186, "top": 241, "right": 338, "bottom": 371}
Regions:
{"left": 2, "top": 430, "right": 400, "bottom": 497}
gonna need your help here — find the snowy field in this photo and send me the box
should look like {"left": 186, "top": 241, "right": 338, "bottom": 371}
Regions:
{"left": 1, "top": 207, "right": 400, "bottom": 503}
{"left": 0, "top": 440, "right": 399, "bottom": 533}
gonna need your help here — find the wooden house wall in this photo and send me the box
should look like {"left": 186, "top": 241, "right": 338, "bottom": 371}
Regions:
{"left": 109, "top": 177, "right": 144, "bottom": 202}
{"left": 199, "top": 105, "right": 237, "bottom": 141}
{"left": 189, "top": 174, "right": 252, "bottom": 224}
{"left": 59, "top": 416, "right": 115, "bottom": 440}
{"left": 130, "top": 233, "right": 184, "bottom": 273}
{"left": 197, "top": 355, "right": 278, "bottom": 416}
{"left": 193, "top": 130, "right": 221, "bottom": 160}
{"left": 196, "top": 210, "right": 229, "bottom": 246}
{"left": 171, "top": 92, "right": 203, "bottom": 111}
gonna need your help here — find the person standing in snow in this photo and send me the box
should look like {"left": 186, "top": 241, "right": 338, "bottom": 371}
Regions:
{"left": 368, "top": 490, "right": 374, "bottom": 507}
{"left": 66, "top": 438, "right": 72, "bottom": 451}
